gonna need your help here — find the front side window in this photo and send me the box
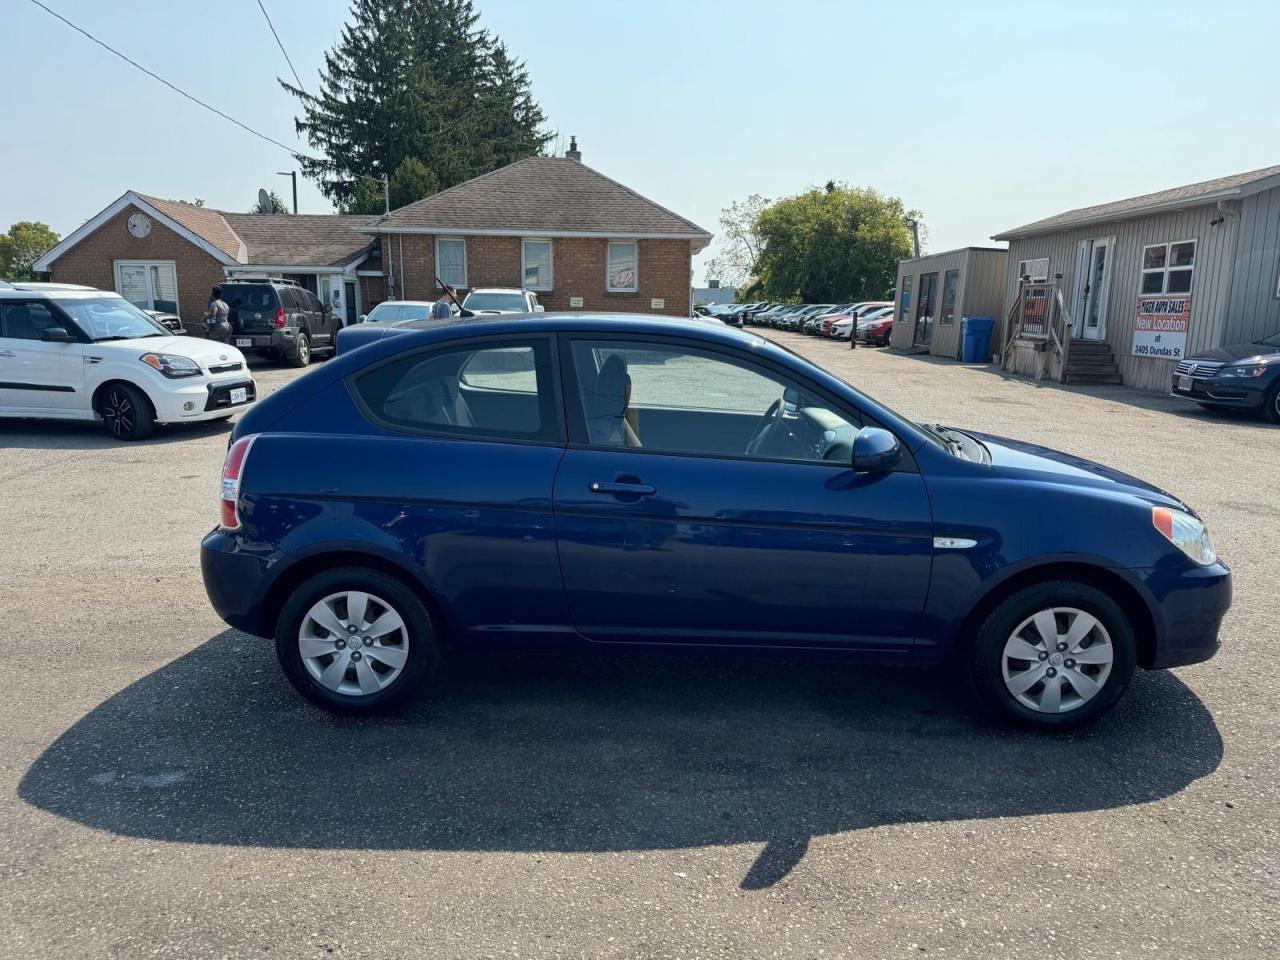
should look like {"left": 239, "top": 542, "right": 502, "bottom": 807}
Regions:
{"left": 521, "top": 239, "right": 553, "bottom": 291}
{"left": 1142, "top": 241, "right": 1195, "bottom": 295}
{"left": 1, "top": 301, "right": 65, "bottom": 341}
{"left": 114, "top": 260, "right": 179, "bottom": 313}
{"left": 352, "top": 338, "right": 558, "bottom": 441}
{"left": 436, "top": 238, "right": 467, "bottom": 290}
{"left": 940, "top": 269, "right": 959, "bottom": 325}
{"left": 567, "top": 339, "right": 862, "bottom": 464}
{"left": 606, "top": 241, "right": 638, "bottom": 292}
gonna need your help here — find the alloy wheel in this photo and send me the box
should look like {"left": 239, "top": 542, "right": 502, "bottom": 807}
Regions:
{"left": 103, "top": 388, "right": 135, "bottom": 437}
{"left": 298, "top": 590, "right": 410, "bottom": 697}
{"left": 1000, "top": 607, "right": 1114, "bottom": 714}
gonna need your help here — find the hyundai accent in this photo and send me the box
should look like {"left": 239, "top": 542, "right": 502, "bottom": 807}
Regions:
{"left": 201, "top": 315, "right": 1230, "bottom": 727}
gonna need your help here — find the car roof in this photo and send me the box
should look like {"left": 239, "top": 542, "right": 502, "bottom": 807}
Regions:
{"left": 0, "top": 284, "right": 121, "bottom": 300}
{"left": 465, "top": 287, "right": 529, "bottom": 295}
{"left": 373, "top": 300, "right": 436, "bottom": 307}
{"left": 375, "top": 312, "right": 767, "bottom": 346}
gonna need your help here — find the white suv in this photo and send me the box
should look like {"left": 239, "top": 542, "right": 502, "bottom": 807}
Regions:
{"left": 0, "top": 283, "right": 257, "bottom": 441}
{"left": 460, "top": 288, "right": 545, "bottom": 315}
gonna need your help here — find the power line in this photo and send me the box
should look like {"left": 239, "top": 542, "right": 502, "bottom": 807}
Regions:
{"left": 256, "top": 0, "right": 305, "bottom": 92}
{"left": 26, "top": 0, "right": 314, "bottom": 161}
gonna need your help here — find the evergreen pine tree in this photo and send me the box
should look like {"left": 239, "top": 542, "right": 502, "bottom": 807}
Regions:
{"left": 281, "top": 0, "right": 551, "bottom": 210}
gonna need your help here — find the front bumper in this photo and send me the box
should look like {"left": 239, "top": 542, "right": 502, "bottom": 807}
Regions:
{"left": 1141, "top": 560, "right": 1232, "bottom": 669}
{"left": 151, "top": 375, "right": 258, "bottom": 422}
{"left": 1170, "top": 374, "right": 1268, "bottom": 409}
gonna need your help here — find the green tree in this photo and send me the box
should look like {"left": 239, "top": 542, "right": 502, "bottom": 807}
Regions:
{"left": 283, "top": 0, "right": 552, "bottom": 210}
{"left": 249, "top": 190, "right": 292, "bottom": 214}
{"left": 0, "top": 221, "right": 60, "bottom": 281}
{"left": 751, "top": 184, "right": 917, "bottom": 302}
{"left": 704, "top": 193, "right": 769, "bottom": 288}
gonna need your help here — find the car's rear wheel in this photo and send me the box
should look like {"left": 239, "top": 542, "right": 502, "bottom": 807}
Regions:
{"left": 290, "top": 332, "right": 311, "bottom": 367}
{"left": 970, "top": 580, "right": 1136, "bottom": 729}
{"left": 99, "top": 382, "right": 155, "bottom": 441}
{"left": 275, "top": 567, "right": 439, "bottom": 714}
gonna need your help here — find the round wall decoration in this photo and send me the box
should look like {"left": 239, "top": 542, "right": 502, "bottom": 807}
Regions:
{"left": 127, "top": 212, "right": 152, "bottom": 239}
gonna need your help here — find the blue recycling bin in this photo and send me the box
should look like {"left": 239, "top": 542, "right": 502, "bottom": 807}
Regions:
{"left": 962, "top": 316, "right": 994, "bottom": 363}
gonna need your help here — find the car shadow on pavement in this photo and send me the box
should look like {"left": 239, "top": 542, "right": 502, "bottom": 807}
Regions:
{"left": 19, "top": 631, "right": 1223, "bottom": 890}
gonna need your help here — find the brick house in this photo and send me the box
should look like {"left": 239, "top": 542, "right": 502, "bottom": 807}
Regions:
{"left": 36, "top": 146, "right": 710, "bottom": 331}
{"left": 34, "top": 192, "right": 383, "bottom": 335}
{"left": 367, "top": 147, "right": 711, "bottom": 317}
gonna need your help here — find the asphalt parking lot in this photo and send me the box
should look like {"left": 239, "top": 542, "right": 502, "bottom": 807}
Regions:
{"left": 2, "top": 339, "right": 1277, "bottom": 959}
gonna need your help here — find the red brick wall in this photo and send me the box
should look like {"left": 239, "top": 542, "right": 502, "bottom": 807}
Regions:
{"left": 47, "top": 204, "right": 228, "bottom": 336}
{"left": 358, "top": 275, "right": 386, "bottom": 313}
{"left": 384, "top": 234, "right": 692, "bottom": 317}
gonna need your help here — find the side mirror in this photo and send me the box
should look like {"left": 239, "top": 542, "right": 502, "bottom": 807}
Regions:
{"left": 534, "top": 304, "right": 545, "bottom": 313}
{"left": 358, "top": 314, "right": 368, "bottom": 323}
{"left": 40, "top": 327, "right": 73, "bottom": 343}
{"left": 852, "top": 427, "right": 901, "bottom": 473}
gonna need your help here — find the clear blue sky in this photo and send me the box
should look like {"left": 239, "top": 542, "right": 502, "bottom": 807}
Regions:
{"left": 4, "top": 0, "right": 1278, "bottom": 282}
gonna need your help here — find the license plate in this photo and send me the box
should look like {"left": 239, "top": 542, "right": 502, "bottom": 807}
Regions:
{"left": 229, "top": 387, "right": 247, "bottom": 404}
{"left": 1176, "top": 375, "right": 1192, "bottom": 391}
{"left": 235, "top": 338, "right": 252, "bottom": 347}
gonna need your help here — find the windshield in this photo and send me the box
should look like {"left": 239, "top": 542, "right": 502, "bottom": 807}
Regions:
{"left": 1258, "top": 331, "right": 1280, "bottom": 347}
{"left": 57, "top": 297, "right": 168, "bottom": 341}
{"left": 463, "top": 292, "right": 528, "bottom": 312}
{"left": 860, "top": 307, "right": 894, "bottom": 322}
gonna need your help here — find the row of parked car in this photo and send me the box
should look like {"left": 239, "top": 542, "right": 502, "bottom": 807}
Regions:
{"left": 695, "top": 301, "right": 898, "bottom": 345}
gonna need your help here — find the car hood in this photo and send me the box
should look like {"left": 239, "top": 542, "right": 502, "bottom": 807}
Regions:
{"left": 98, "top": 336, "right": 246, "bottom": 365}
{"left": 965, "top": 430, "right": 1189, "bottom": 512}
{"left": 1185, "top": 341, "right": 1280, "bottom": 364}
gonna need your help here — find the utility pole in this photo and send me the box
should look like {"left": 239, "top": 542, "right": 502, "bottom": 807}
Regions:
{"left": 905, "top": 218, "right": 921, "bottom": 259}
{"left": 382, "top": 174, "right": 390, "bottom": 215}
{"left": 276, "top": 170, "right": 298, "bottom": 214}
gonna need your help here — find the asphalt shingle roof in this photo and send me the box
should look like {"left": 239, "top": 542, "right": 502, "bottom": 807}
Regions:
{"left": 221, "top": 213, "right": 379, "bottom": 267}
{"left": 369, "top": 157, "right": 712, "bottom": 238}
{"left": 994, "top": 163, "right": 1280, "bottom": 239}
{"left": 139, "top": 195, "right": 245, "bottom": 261}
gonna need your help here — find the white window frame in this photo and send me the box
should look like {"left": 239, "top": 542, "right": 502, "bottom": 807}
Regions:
{"left": 606, "top": 240, "right": 639, "bottom": 293}
{"left": 435, "top": 237, "right": 467, "bottom": 290}
{"left": 113, "top": 259, "right": 179, "bottom": 313}
{"left": 1016, "top": 257, "right": 1049, "bottom": 282}
{"left": 1141, "top": 240, "right": 1196, "bottom": 296}
{"left": 520, "top": 238, "right": 553, "bottom": 292}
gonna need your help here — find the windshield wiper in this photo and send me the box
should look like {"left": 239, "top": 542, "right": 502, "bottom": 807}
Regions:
{"left": 94, "top": 333, "right": 164, "bottom": 341}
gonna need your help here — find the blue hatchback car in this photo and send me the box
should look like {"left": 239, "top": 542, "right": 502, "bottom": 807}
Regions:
{"left": 201, "top": 315, "right": 1230, "bottom": 728}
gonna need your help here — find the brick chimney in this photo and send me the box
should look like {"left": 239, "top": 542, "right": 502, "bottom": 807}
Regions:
{"left": 566, "top": 136, "right": 581, "bottom": 162}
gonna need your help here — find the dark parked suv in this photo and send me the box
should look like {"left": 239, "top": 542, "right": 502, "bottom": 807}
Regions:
{"left": 220, "top": 280, "right": 341, "bottom": 367}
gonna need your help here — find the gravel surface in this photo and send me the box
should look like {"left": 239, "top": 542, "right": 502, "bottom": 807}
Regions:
{"left": 1, "top": 339, "right": 1275, "bottom": 959}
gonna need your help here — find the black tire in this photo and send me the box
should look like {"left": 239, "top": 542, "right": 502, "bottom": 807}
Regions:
{"left": 98, "top": 382, "right": 155, "bottom": 441}
{"left": 290, "top": 332, "right": 311, "bottom": 368}
{"left": 274, "top": 567, "right": 440, "bottom": 714}
{"left": 1263, "top": 384, "right": 1280, "bottom": 425}
{"left": 969, "top": 580, "right": 1137, "bottom": 730}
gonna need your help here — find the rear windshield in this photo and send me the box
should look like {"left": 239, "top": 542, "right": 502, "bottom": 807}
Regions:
{"left": 464, "top": 292, "right": 528, "bottom": 312}
{"left": 220, "top": 285, "right": 279, "bottom": 312}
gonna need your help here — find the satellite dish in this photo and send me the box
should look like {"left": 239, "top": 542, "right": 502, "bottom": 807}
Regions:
{"left": 257, "top": 188, "right": 273, "bottom": 214}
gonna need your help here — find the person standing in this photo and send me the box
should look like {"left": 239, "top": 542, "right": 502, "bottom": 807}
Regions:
{"left": 431, "top": 287, "right": 457, "bottom": 319}
{"left": 203, "top": 285, "right": 231, "bottom": 341}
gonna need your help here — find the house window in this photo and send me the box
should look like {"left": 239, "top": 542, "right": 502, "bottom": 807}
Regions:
{"left": 1017, "top": 258, "right": 1049, "bottom": 282}
{"left": 114, "top": 260, "right": 179, "bottom": 313}
{"left": 522, "top": 239, "right": 552, "bottom": 291}
{"left": 1141, "top": 241, "right": 1195, "bottom": 295}
{"left": 606, "top": 241, "right": 638, "bottom": 293}
{"left": 435, "top": 237, "right": 467, "bottom": 290}
{"left": 940, "top": 269, "right": 960, "bottom": 325}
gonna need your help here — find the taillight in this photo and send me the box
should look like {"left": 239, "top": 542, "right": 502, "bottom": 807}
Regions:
{"left": 220, "top": 434, "right": 258, "bottom": 530}
{"left": 274, "top": 307, "right": 287, "bottom": 328}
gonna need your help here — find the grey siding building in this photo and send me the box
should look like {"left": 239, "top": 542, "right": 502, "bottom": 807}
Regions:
{"left": 889, "top": 247, "right": 1008, "bottom": 359}
{"left": 994, "top": 164, "right": 1280, "bottom": 391}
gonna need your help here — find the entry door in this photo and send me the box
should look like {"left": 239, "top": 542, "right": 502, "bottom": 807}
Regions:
{"left": 1072, "top": 238, "right": 1113, "bottom": 340}
{"left": 552, "top": 336, "right": 934, "bottom": 654}
{"left": 913, "top": 273, "right": 938, "bottom": 347}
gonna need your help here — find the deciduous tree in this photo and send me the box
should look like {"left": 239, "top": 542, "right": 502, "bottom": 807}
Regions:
{"left": 0, "top": 221, "right": 59, "bottom": 281}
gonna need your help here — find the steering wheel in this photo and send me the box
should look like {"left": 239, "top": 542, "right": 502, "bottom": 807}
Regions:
{"left": 744, "top": 398, "right": 783, "bottom": 456}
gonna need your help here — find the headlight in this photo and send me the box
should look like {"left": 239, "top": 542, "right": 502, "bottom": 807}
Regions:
{"left": 1218, "top": 364, "right": 1270, "bottom": 378}
{"left": 140, "top": 353, "right": 202, "bottom": 379}
{"left": 1152, "top": 507, "right": 1216, "bottom": 566}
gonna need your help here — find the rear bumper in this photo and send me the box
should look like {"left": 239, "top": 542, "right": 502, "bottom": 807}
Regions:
{"left": 200, "top": 529, "right": 276, "bottom": 636}
{"left": 231, "top": 329, "right": 298, "bottom": 357}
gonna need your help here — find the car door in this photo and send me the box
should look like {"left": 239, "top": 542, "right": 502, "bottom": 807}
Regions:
{"left": 0, "top": 300, "right": 86, "bottom": 412}
{"left": 552, "top": 334, "right": 934, "bottom": 655}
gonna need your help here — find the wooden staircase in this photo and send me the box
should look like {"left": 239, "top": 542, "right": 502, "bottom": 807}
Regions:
{"left": 1063, "top": 339, "right": 1122, "bottom": 385}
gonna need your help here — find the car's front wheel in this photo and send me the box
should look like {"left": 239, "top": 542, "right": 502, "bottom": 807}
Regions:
{"left": 1264, "top": 383, "right": 1280, "bottom": 425}
{"left": 275, "top": 567, "right": 440, "bottom": 714}
{"left": 99, "top": 382, "right": 155, "bottom": 441}
{"left": 970, "top": 580, "right": 1137, "bottom": 729}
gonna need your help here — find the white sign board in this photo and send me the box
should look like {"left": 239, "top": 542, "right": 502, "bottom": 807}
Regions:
{"left": 569, "top": 296, "right": 584, "bottom": 308}
{"left": 650, "top": 298, "right": 665, "bottom": 310}
{"left": 1131, "top": 295, "right": 1191, "bottom": 360}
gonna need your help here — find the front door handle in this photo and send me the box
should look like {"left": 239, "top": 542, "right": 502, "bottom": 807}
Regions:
{"left": 589, "top": 480, "right": 656, "bottom": 496}
{"left": 0, "top": 350, "right": 14, "bottom": 358}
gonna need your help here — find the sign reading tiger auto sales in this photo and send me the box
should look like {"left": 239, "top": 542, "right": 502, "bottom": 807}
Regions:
{"left": 1131, "top": 295, "right": 1192, "bottom": 360}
